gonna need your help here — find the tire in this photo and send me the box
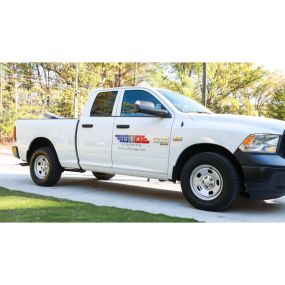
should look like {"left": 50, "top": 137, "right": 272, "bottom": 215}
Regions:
{"left": 30, "top": 147, "right": 62, "bottom": 186}
{"left": 180, "top": 152, "right": 241, "bottom": 212}
{"left": 92, "top": 172, "right": 115, "bottom": 180}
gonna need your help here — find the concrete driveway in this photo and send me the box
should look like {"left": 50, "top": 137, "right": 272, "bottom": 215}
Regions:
{"left": 1, "top": 145, "right": 285, "bottom": 222}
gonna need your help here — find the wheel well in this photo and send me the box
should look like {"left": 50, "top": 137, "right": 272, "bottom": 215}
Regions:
{"left": 27, "top": 137, "right": 59, "bottom": 164}
{"left": 172, "top": 143, "right": 244, "bottom": 184}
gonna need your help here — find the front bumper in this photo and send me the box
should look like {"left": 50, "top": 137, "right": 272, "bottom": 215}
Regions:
{"left": 11, "top": 145, "right": 20, "bottom": 159}
{"left": 235, "top": 149, "right": 285, "bottom": 200}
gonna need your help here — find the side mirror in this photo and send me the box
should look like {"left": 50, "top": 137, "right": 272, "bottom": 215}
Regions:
{"left": 135, "top": 100, "right": 171, "bottom": 118}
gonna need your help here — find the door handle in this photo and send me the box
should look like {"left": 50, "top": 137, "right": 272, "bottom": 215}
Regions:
{"left": 82, "top": 124, "right": 93, "bottom": 128}
{"left": 116, "top": 124, "right": 130, "bottom": 129}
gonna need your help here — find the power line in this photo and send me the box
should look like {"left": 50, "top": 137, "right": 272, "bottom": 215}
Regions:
{"left": 0, "top": 75, "right": 94, "bottom": 89}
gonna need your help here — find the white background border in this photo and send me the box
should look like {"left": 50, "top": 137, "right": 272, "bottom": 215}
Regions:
{"left": 0, "top": 0, "right": 284, "bottom": 63}
{"left": 1, "top": 1, "right": 285, "bottom": 284}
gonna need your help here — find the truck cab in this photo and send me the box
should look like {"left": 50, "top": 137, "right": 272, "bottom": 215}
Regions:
{"left": 78, "top": 87, "right": 176, "bottom": 179}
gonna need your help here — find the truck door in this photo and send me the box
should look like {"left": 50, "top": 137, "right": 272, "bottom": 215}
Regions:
{"left": 77, "top": 90, "right": 119, "bottom": 171}
{"left": 112, "top": 89, "right": 174, "bottom": 178}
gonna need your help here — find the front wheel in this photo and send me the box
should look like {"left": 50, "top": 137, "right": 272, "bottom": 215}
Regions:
{"left": 92, "top": 172, "right": 115, "bottom": 180}
{"left": 30, "top": 147, "right": 62, "bottom": 186}
{"left": 180, "top": 152, "right": 241, "bottom": 211}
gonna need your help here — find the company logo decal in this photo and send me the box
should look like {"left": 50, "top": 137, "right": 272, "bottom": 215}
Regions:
{"left": 153, "top": 137, "right": 169, "bottom": 146}
{"left": 173, "top": 136, "right": 183, "bottom": 142}
{"left": 115, "top": 135, "right": 150, "bottom": 144}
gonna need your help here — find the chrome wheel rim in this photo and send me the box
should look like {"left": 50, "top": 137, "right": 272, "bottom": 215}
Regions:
{"left": 34, "top": 155, "right": 49, "bottom": 179}
{"left": 190, "top": 164, "right": 223, "bottom": 201}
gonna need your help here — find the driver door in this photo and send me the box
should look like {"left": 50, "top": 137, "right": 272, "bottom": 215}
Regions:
{"left": 112, "top": 89, "right": 174, "bottom": 177}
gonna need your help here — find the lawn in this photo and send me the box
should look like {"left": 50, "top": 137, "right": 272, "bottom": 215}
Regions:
{"left": 0, "top": 187, "right": 197, "bottom": 222}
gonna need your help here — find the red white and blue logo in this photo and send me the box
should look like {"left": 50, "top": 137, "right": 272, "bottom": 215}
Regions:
{"left": 115, "top": 135, "right": 150, "bottom": 144}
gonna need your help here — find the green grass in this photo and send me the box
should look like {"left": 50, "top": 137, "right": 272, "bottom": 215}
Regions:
{"left": 0, "top": 187, "right": 197, "bottom": 222}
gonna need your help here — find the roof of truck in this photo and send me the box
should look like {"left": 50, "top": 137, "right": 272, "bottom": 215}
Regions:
{"left": 93, "top": 86, "right": 158, "bottom": 91}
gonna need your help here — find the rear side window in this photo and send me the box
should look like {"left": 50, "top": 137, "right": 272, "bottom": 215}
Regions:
{"left": 90, "top": 91, "right": 118, "bottom": 117}
{"left": 121, "top": 90, "right": 166, "bottom": 117}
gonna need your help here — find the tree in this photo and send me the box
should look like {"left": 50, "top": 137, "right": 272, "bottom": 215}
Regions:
{"left": 249, "top": 72, "right": 284, "bottom": 116}
{"left": 266, "top": 87, "right": 285, "bottom": 120}
{"left": 149, "top": 63, "right": 201, "bottom": 99}
{"left": 203, "top": 63, "right": 266, "bottom": 113}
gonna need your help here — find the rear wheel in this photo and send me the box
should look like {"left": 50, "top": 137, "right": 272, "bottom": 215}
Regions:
{"left": 30, "top": 147, "right": 62, "bottom": 186}
{"left": 180, "top": 152, "right": 241, "bottom": 211}
{"left": 92, "top": 172, "right": 115, "bottom": 180}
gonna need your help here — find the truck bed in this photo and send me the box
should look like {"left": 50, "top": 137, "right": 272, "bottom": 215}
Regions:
{"left": 16, "top": 119, "right": 80, "bottom": 169}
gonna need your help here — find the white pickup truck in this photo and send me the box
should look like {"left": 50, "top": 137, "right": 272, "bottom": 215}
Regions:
{"left": 12, "top": 87, "right": 285, "bottom": 211}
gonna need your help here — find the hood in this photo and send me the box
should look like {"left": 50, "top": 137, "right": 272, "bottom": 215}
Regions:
{"left": 189, "top": 113, "right": 285, "bottom": 135}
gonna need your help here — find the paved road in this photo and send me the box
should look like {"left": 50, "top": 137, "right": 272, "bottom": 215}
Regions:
{"left": 1, "top": 146, "right": 285, "bottom": 222}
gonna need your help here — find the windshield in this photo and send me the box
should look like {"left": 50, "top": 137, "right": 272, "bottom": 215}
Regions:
{"left": 157, "top": 89, "right": 212, "bottom": 114}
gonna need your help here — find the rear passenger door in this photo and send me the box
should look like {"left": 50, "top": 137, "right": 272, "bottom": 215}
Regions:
{"left": 112, "top": 89, "right": 174, "bottom": 178}
{"left": 77, "top": 90, "right": 119, "bottom": 171}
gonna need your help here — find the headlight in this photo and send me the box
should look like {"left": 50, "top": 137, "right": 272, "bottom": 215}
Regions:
{"left": 239, "top": 134, "right": 280, "bottom": 153}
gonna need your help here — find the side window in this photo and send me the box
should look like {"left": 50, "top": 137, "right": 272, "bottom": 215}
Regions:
{"left": 90, "top": 91, "right": 118, "bottom": 117}
{"left": 121, "top": 90, "right": 166, "bottom": 117}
